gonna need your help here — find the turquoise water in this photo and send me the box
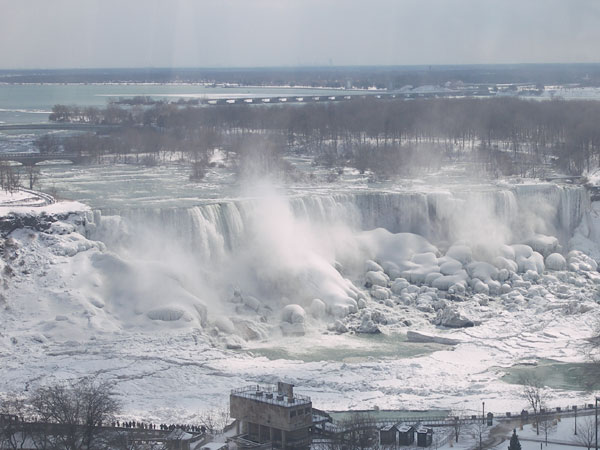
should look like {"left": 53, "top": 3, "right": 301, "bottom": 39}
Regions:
{"left": 247, "top": 333, "right": 448, "bottom": 363}
{"left": 500, "top": 359, "right": 595, "bottom": 391}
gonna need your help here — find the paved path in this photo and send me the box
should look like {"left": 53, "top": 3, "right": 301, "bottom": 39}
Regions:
{"left": 466, "top": 419, "right": 521, "bottom": 450}
{"left": 0, "top": 188, "right": 55, "bottom": 207}
{"left": 520, "top": 436, "right": 588, "bottom": 447}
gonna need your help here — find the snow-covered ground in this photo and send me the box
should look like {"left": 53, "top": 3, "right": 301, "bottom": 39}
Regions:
{"left": 0, "top": 188, "right": 57, "bottom": 209}
{"left": 489, "top": 413, "right": 597, "bottom": 449}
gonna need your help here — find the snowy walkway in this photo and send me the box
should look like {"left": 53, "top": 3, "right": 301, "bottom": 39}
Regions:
{"left": 520, "top": 436, "right": 588, "bottom": 447}
{"left": 0, "top": 188, "right": 55, "bottom": 207}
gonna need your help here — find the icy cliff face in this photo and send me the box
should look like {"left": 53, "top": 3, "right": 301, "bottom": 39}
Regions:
{"left": 91, "top": 184, "right": 588, "bottom": 258}
{"left": 74, "top": 183, "right": 590, "bottom": 336}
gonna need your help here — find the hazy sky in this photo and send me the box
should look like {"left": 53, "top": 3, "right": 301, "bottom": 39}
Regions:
{"left": 1, "top": 0, "right": 599, "bottom": 69}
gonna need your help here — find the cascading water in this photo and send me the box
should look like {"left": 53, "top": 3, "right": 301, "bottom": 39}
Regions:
{"left": 90, "top": 184, "right": 589, "bottom": 257}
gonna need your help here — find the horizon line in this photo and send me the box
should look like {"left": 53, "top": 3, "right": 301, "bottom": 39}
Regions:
{"left": 3, "top": 62, "right": 600, "bottom": 72}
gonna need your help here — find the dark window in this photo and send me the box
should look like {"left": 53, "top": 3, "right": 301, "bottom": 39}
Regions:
{"left": 290, "top": 410, "right": 296, "bottom": 418}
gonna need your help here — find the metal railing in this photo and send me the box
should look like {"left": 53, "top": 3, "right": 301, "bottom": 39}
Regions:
{"left": 231, "top": 385, "right": 312, "bottom": 405}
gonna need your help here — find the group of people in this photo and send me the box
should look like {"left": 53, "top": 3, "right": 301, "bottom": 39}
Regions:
{"left": 111, "top": 420, "right": 206, "bottom": 434}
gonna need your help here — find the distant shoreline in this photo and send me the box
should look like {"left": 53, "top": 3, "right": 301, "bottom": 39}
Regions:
{"left": 0, "top": 81, "right": 371, "bottom": 91}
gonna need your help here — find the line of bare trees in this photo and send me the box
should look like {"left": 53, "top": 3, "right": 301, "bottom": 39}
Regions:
{"left": 0, "top": 378, "right": 234, "bottom": 450}
{"left": 49, "top": 96, "right": 600, "bottom": 178}
{"left": 0, "top": 378, "right": 121, "bottom": 450}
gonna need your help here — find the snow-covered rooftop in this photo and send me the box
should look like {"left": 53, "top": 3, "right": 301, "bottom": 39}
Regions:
{"left": 231, "top": 385, "right": 311, "bottom": 407}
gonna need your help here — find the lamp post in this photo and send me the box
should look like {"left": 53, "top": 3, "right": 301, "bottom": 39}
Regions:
{"left": 574, "top": 405, "right": 577, "bottom": 436}
{"left": 479, "top": 401, "right": 485, "bottom": 450}
{"left": 482, "top": 401, "right": 485, "bottom": 424}
{"left": 595, "top": 400, "right": 598, "bottom": 450}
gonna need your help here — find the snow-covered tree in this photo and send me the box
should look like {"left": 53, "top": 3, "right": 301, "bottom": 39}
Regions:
{"left": 508, "top": 429, "right": 521, "bottom": 450}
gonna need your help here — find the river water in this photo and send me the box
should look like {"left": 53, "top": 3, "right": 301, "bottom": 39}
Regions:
{"left": 0, "top": 82, "right": 363, "bottom": 156}
{"left": 0, "top": 83, "right": 360, "bottom": 124}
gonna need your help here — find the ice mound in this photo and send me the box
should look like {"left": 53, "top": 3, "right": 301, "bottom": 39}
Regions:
{"left": 356, "top": 312, "right": 381, "bottom": 334}
{"left": 309, "top": 298, "right": 327, "bottom": 318}
{"left": 568, "top": 250, "right": 598, "bottom": 272}
{"left": 357, "top": 229, "right": 439, "bottom": 263}
{"left": 493, "top": 256, "right": 518, "bottom": 272}
{"left": 147, "top": 306, "right": 187, "bottom": 321}
{"left": 435, "top": 306, "right": 474, "bottom": 328}
{"left": 280, "top": 304, "right": 306, "bottom": 335}
{"left": 354, "top": 223, "right": 600, "bottom": 335}
{"left": 89, "top": 252, "right": 209, "bottom": 327}
{"left": 439, "top": 257, "right": 463, "bottom": 275}
{"left": 445, "top": 245, "right": 472, "bottom": 264}
{"left": 281, "top": 304, "right": 306, "bottom": 324}
{"left": 466, "top": 261, "right": 498, "bottom": 282}
{"left": 524, "top": 234, "right": 560, "bottom": 257}
{"left": 371, "top": 286, "right": 391, "bottom": 300}
{"left": 365, "top": 259, "right": 384, "bottom": 272}
{"left": 214, "top": 316, "right": 236, "bottom": 333}
{"left": 432, "top": 271, "right": 468, "bottom": 291}
{"left": 545, "top": 253, "right": 567, "bottom": 271}
{"left": 401, "top": 257, "right": 440, "bottom": 285}
{"left": 365, "top": 270, "right": 389, "bottom": 287}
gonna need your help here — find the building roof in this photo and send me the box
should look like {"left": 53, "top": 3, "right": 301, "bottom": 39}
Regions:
{"left": 230, "top": 385, "right": 311, "bottom": 407}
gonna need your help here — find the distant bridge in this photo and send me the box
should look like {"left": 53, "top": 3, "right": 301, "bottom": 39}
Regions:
{"left": 203, "top": 90, "right": 476, "bottom": 105}
{"left": 0, "top": 152, "right": 91, "bottom": 165}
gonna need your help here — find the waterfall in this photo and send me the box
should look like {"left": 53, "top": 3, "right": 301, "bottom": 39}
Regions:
{"left": 78, "top": 183, "right": 591, "bottom": 322}
{"left": 88, "top": 184, "right": 590, "bottom": 259}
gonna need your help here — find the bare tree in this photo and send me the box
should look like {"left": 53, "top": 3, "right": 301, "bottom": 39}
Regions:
{"left": 431, "top": 428, "right": 447, "bottom": 450}
{"left": 0, "top": 393, "right": 31, "bottom": 450}
{"left": 333, "top": 413, "right": 378, "bottom": 450}
{"left": 29, "top": 377, "right": 121, "bottom": 450}
{"left": 197, "top": 408, "right": 231, "bottom": 435}
{"left": 469, "top": 420, "right": 487, "bottom": 450}
{"left": 538, "top": 413, "right": 557, "bottom": 446}
{"left": 34, "top": 134, "right": 61, "bottom": 154}
{"left": 583, "top": 321, "right": 600, "bottom": 390}
{"left": 519, "top": 374, "right": 547, "bottom": 435}
{"left": 573, "top": 417, "right": 595, "bottom": 450}
{"left": 0, "top": 162, "right": 21, "bottom": 194}
{"left": 450, "top": 407, "right": 466, "bottom": 443}
{"left": 24, "top": 166, "right": 40, "bottom": 190}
